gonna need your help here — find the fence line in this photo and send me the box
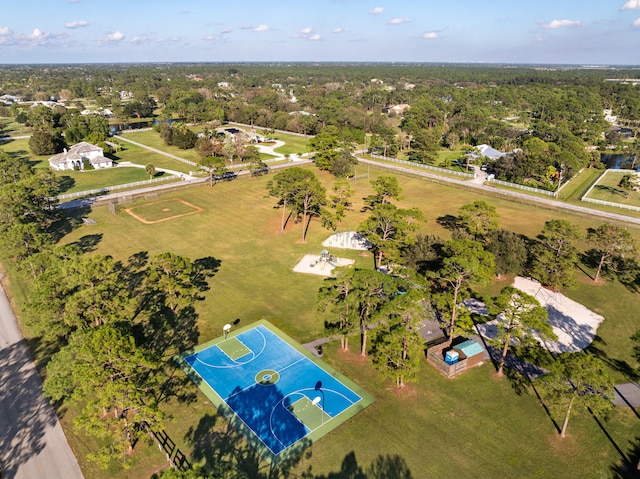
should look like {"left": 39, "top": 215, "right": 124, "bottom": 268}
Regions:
{"left": 56, "top": 175, "right": 180, "bottom": 200}
{"left": 369, "top": 154, "right": 475, "bottom": 178}
{"left": 579, "top": 169, "right": 640, "bottom": 212}
{"left": 486, "top": 177, "right": 556, "bottom": 196}
{"left": 581, "top": 169, "right": 608, "bottom": 201}
{"left": 581, "top": 196, "right": 640, "bottom": 212}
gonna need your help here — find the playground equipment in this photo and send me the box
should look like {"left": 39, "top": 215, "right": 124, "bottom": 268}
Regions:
{"left": 310, "top": 250, "right": 339, "bottom": 269}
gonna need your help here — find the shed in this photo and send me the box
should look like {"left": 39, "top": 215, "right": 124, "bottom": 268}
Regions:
{"left": 454, "top": 340, "right": 484, "bottom": 358}
{"left": 452, "top": 339, "right": 485, "bottom": 370}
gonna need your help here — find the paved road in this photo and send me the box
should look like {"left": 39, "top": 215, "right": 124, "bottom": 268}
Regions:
{"left": 0, "top": 278, "right": 84, "bottom": 479}
{"left": 357, "top": 157, "right": 640, "bottom": 226}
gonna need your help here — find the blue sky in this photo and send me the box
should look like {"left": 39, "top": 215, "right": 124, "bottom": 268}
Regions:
{"left": 1, "top": 0, "right": 639, "bottom": 65}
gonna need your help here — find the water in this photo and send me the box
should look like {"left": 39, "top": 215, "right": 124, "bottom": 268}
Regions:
{"left": 601, "top": 153, "right": 638, "bottom": 170}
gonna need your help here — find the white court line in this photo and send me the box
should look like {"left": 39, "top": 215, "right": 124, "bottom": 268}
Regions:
{"left": 193, "top": 327, "right": 267, "bottom": 369}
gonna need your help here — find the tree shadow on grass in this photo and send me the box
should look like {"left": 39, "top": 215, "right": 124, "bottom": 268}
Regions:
{"left": 56, "top": 175, "right": 76, "bottom": 194}
{"left": 594, "top": 184, "right": 627, "bottom": 198}
{"left": 49, "top": 204, "right": 92, "bottom": 242}
{"left": 588, "top": 335, "right": 640, "bottom": 383}
{"left": 610, "top": 436, "right": 640, "bottom": 479}
{"left": 312, "top": 451, "right": 414, "bottom": 479}
{"left": 70, "top": 233, "right": 103, "bottom": 253}
{"left": 185, "top": 411, "right": 310, "bottom": 479}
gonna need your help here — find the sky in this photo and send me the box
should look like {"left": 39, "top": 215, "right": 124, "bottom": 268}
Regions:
{"left": 1, "top": 0, "right": 639, "bottom": 65}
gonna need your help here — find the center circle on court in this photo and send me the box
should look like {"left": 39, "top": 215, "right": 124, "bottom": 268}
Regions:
{"left": 256, "top": 369, "right": 279, "bottom": 385}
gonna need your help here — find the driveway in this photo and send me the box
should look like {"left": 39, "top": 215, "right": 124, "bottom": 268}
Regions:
{"left": 0, "top": 278, "right": 84, "bottom": 479}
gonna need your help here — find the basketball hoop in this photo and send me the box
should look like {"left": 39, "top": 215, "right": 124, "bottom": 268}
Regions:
{"left": 223, "top": 323, "right": 232, "bottom": 339}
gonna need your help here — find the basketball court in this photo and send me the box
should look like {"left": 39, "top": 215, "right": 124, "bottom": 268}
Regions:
{"left": 175, "top": 320, "right": 374, "bottom": 463}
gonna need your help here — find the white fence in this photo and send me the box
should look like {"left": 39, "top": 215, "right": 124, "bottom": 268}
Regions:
{"left": 56, "top": 175, "right": 180, "bottom": 200}
{"left": 486, "top": 177, "right": 556, "bottom": 196}
{"left": 369, "top": 154, "right": 475, "bottom": 178}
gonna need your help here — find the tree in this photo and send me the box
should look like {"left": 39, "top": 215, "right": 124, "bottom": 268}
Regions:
{"left": 358, "top": 204, "right": 424, "bottom": 270}
{"left": 537, "top": 353, "right": 613, "bottom": 439}
{"left": 330, "top": 180, "right": 354, "bottom": 225}
{"left": 310, "top": 125, "right": 358, "bottom": 177}
{"left": 457, "top": 200, "right": 499, "bottom": 242}
{"left": 617, "top": 174, "right": 638, "bottom": 198}
{"left": 318, "top": 269, "right": 397, "bottom": 356}
{"left": 317, "top": 271, "right": 360, "bottom": 350}
{"left": 530, "top": 219, "right": 581, "bottom": 289}
{"left": 291, "top": 171, "right": 328, "bottom": 242}
{"left": 199, "top": 156, "right": 226, "bottom": 187}
{"left": 434, "top": 239, "right": 495, "bottom": 344}
{"left": 586, "top": 223, "right": 637, "bottom": 282}
{"left": 146, "top": 252, "right": 199, "bottom": 317}
{"left": 488, "top": 286, "right": 555, "bottom": 377}
{"left": 485, "top": 229, "right": 529, "bottom": 277}
{"left": 364, "top": 175, "right": 403, "bottom": 209}
{"left": 27, "top": 253, "right": 135, "bottom": 340}
{"left": 28, "top": 129, "right": 63, "bottom": 155}
{"left": 267, "top": 168, "right": 311, "bottom": 232}
{"left": 44, "top": 325, "right": 164, "bottom": 467}
{"left": 145, "top": 163, "right": 156, "bottom": 179}
{"left": 371, "top": 289, "right": 431, "bottom": 387}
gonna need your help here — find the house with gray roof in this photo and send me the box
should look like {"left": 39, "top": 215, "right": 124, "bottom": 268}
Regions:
{"left": 48, "top": 142, "right": 113, "bottom": 171}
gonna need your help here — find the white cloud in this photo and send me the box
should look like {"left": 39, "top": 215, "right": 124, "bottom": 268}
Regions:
{"left": 371, "top": 7, "right": 384, "bottom": 14}
{"left": 388, "top": 18, "right": 410, "bottom": 25}
{"left": 100, "top": 31, "right": 125, "bottom": 44}
{"left": 621, "top": 0, "right": 640, "bottom": 10}
{"left": 332, "top": 27, "right": 343, "bottom": 34}
{"left": 253, "top": 24, "right": 270, "bottom": 32}
{"left": 633, "top": 17, "right": 640, "bottom": 25}
{"left": 0, "top": 26, "right": 11, "bottom": 36}
{"left": 65, "top": 20, "right": 89, "bottom": 29}
{"left": 220, "top": 29, "right": 233, "bottom": 35}
{"left": 542, "top": 19, "right": 581, "bottom": 29}
{"left": 309, "top": 34, "right": 322, "bottom": 41}
{"left": 300, "top": 27, "right": 313, "bottom": 35}
{"left": 421, "top": 32, "right": 439, "bottom": 39}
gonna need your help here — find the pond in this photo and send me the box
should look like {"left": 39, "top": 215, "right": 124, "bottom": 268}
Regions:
{"left": 601, "top": 153, "right": 638, "bottom": 170}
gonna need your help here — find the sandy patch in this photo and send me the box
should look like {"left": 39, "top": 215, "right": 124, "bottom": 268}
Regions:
{"left": 473, "top": 276, "right": 604, "bottom": 353}
{"left": 293, "top": 254, "right": 355, "bottom": 277}
{"left": 322, "top": 231, "right": 371, "bottom": 250}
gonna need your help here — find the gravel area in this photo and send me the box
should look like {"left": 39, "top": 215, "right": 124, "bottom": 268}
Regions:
{"left": 473, "top": 277, "right": 604, "bottom": 353}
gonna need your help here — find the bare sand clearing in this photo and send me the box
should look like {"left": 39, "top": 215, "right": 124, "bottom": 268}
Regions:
{"left": 473, "top": 276, "right": 604, "bottom": 353}
{"left": 322, "top": 231, "right": 371, "bottom": 250}
{"left": 293, "top": 254, "right": 355, "bottom": 277}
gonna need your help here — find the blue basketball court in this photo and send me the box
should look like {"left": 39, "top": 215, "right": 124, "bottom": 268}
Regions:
{"left": 176, "top": 320, "right": 374, "bottom": 463}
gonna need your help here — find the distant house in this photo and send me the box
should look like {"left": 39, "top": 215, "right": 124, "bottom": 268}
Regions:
{"left": 475, "top": 144, "right": 507, "bottom": 160}
{"left": 48, "top": 142, "right": 113, "bottom": 171}
{"left": 388, "top": 103, "right": 411, "bottom": 115}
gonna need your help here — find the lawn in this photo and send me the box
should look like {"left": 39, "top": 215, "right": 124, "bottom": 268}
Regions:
{"left": 7, "top": 162, "right": 640, "bottom": 478}
{"left": 585, "top": 170, "right": 640, "bottom": 206}
{"left": 58, "top": 167, "right": 173, "bottom": 194}
{"left": 118, "top": 129, "right": 203, "bottom": 164}
{"left": 560, "top": 168, "right": 603, "bottom": 202}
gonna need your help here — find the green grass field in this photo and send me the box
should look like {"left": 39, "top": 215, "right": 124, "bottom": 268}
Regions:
{"left": 4, "top": 135, "right": 640, "bottom": 478}
{"left": 585, "top": 170, "right": 640, "bottom": 206}
{"left": 58, "top": 168, "right": 172, "bottom": 194}
{"left": 124, "top": 197, "right": 203, "bottom": 223}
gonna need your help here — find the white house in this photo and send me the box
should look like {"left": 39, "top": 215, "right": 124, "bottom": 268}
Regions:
{"left": 476, "top": 144, "right": 507, "bottom": 160}
{"left": 48, "top": 142, "right": 113, "bottom": 171}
